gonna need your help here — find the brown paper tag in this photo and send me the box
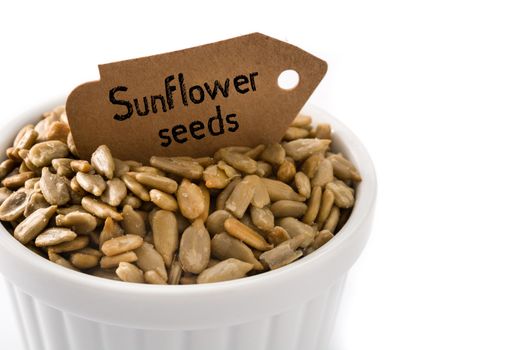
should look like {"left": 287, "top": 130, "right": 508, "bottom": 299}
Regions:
{"left": 66, "top": 32, "right": 327, "bottom": 163}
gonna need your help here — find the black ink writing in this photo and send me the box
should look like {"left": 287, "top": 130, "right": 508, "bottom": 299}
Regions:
{"left": 159, "top": 105, "right": 238, "bottom": 147}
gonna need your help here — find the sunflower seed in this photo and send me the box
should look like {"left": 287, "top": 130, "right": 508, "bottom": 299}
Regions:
{"left": 327, "top": 154, "right": 362, "bottom": 182}
{"left": 48, "top": 236, "right": 90, "bottom": 253}
{"left": 291, "top": 114, "right": 312, "bottom": 127}
{"left": 100, "top": 178, "right": 127, "bottom": 207}
{"left": 193, "top": 157, "right": 215, "bottom": 168}
{"left": 283, "top": 126, "right": 310, "bottom": 141}
{"left": 215, "top": 160, "right": 239, "bottom": 179}
{"left": 6, "top": 147, "right": 22, "bottom": 161}
{"left": 116, "top": 262, "right": 144, "bottom": 283}
{"left": 20, "top": 160, "right": 36, "bottom": 174}
{"left": 224, "top": 217, "right": 272, "bottom": 251}
{"left": 151, "top": 210, "right": 178, "bottom": 266}
{"left": 203, "top": 165, "right": 231, "bottom": 189}
{"left": 294, "top": 172, "right": 311, "bottom": 199}
{"left": 0, "top": 159, "right": 15, "bottom": 181}
{"left": 323, "top": 207, "right": 340, "bottom": 233}
{"left": 0, "top": 187, "right": 30, "bottom": 222}
{"left": 69, "top": 248, "right": 102, "bottom": 267}
{"left": 250, "top": 206, "right": 274, "bottom": 231}
{"left": 81, "top": 197, "right": 123, "bottom": 221}
{"left": 150, "top": 189, "right": 178, "bottom": 212}
{"left": 168, "top": 260, "right": 182, "bottom": 285}
{"left": 216, "top": 177, "right": 241, "bottom": 211}
{"left": 303, "top": 186, "right": 322, "bottom": 225}
{"left": 66, "top": 132, "right": 79, "bottom": 157}
{"left": 270, "top": 200, "right": 308, "bottom": 218}
{"left": 144, "top": 269, "right": 167, "bottom": 284}
{"left": 46, "top": 121, "right": 70, "bottom": 143}
{"left": 16, "top": 126, "right": 38, "bottom": 148}
{"left": 176, "top": 178, "right": 205, "bottom": 220}
{"left": 38, "top": 167, "right": 70, "bottom": 205}
{"left": 99, "top": 217, "right": 124, "bottom": 248}
{"left": 14, "top": 125, "right": 38, "bottom": 149}
{"left": 314, "top": 123, "right": 331, "bottom": 139}
{"left": 150, "top": 156, "right": 203, "bottom": 180}
{"left": 244, "top": 144, "right": 265, "bottom": 159}
{"left": 255, "top": 161, "right": 273, "bottom": 177}
{"left": 28, "top": 140, "right": 69, "bottom": 167}
{"left": 215, "top": 148, "right": 257, "bottom": 174}
{"left": 317, "top": 188, "right": 335, "bottom": 226}
{"left": 101, "top": 234, "right": 144, "bottom": 257}
{"left": 219, "top": 146, "right": 252, "bottom": 154}
{"left": 122, "top": 205, "right": 146, "bottom": 237}
{"left": 57, "top": 205, "right": 86, "bottom": 215}
{"left": 125, "top": 160, "right": 142, "bottom": 168}
{"left": 69, "top": 159, "right": 92, "bottom": 173}
{"left": 54, "top": 164, "right": 74, "bottom": 178}
{"left": 326, "top": 180, "right": 355, "bottom": 208}
{"left": 91, "top": 145, "right": 114, "bottom": 179}
{"left": 135, "top": 242, "right": 168, "bottom": 280}
{"left": 13, "top": 205, "right": 57, "bottom": 244}
{"left": 2, "top": 172, "right": 35, "bottom": 190}
{"left": 310, "top": 230, "right": 334, "bottom": 250}
{"left": 121, "top": 194, "right": 142, "bottom": 209}
{"left": 249, "top": 175, "right": 270, "bottom": 208}
{"left": 196, "top": 258, "right": 253, "bottom": 284}
{"left": 15, "top": 124, "right": 37, "bottom": 146}
{"left": 267, "top": 226, "right": 291, "bottom": 246}
{"left": 35, "top": 228, "right": 77, "bottom": 247}
{"left": 301, "top": 152, "right": 325, "bottom": 178}
{"left": 55, "top": 211, "right": 97, "bottom": 234}
{"left": 198, "top": 184, "right": 210, "bottom": 221}
{"left": 121, "top": 173, "right": 150, "bottom": 201}
{"left": 225, "top": 176, "right": 255, "bottom": 218}
{"left": 132, "top": 166, "right": 166, "bottom": 176}
{"left": 100, "top": 251, "right": 138, "bottom": 269}
{"left": 283, "top": 138, "right": 331, "bottom": 162}
{"left": 69, "top": 176, "right": 87, "bottom": 196}
{"left": 205, "top": 210, "right": 232, "bottom": 236}
{"left": 259, "top": 244, "right": 303, "bottom": 270}
{"left": 48, "top": 251, "right": 78, "bottom": 271}
{"left": 260, "top": 143, "right": 286, "bottom": 165}
{"left": 134, "top": 172, "right": 178, "bottom": 193}
{"left": 311, "top": 158, "right": 334, "bottom": 188}
{"left": 211, "top": 232, "right": 263, "bottom": 270}
{"left": 276, "top": 217, "right": 315, "bottom": 248}
{"left": 179, "top": 219, "right": 210, "bottom": 274}
{"left": 113, "top": 158, "right": 130, "bottom": 177}
{"left": 76, "top": 172, "right": 106, "bottom": 196}
{"left": 260, "top": 178, "right": 305, "bottom": 202}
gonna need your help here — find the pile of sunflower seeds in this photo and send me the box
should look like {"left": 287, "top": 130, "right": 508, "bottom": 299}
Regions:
{"left": 0, "top": 105, "right": 361, "bottom": 284}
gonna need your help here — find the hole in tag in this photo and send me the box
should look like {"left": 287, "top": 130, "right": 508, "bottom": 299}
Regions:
{"left": 277, "top": 69, "right": 300, "bottom": 90}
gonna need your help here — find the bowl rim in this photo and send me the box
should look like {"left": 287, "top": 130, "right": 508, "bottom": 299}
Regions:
{"left": 0, "top": 99, "right": 377, "bottom": 298}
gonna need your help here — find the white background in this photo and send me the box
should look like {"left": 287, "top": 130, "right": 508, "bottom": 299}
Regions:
{"left": 1, "top": 1, "right": 525, "bottom": 349}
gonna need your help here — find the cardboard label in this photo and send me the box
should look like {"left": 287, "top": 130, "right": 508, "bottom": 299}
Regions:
{"left": 66, "top": 33, "right": 327, "bottom": 163}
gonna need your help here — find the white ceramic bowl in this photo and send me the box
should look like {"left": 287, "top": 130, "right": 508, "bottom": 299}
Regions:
{"left": 0, "top": 100, "right": 376, "bottom": 350}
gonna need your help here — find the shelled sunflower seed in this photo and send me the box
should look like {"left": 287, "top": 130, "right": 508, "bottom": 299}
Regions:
{"left": 0, "top": 105, "right": 361, "bottom": 284}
